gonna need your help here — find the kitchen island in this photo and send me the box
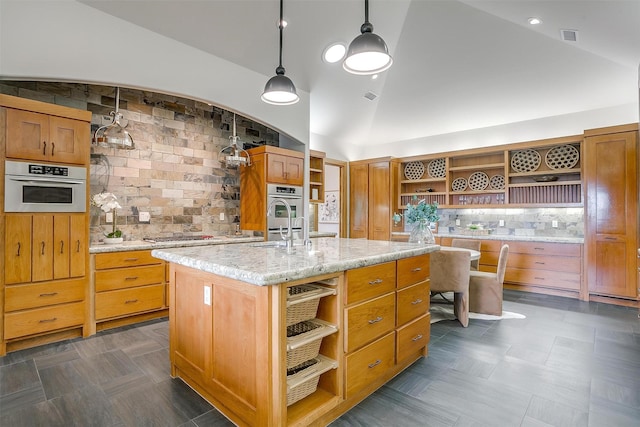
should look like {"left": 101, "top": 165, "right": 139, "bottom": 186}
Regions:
{"left": 152, "top": 238, "right": 438, "bottom": 426}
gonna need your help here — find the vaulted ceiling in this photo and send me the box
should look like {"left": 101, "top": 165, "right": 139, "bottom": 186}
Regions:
{"left": 82, "top": 1, "right": 639, "bottom": 148}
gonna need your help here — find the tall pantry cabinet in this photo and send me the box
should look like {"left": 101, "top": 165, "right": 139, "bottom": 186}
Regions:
{"left": 0, "top": 94, "right": 91, "bottom": 356}
{"left": 584, "top": 124, "right": 639, "bottom": 300}
{"left": 349, "top": 158, "right": 398, "bottom": 240}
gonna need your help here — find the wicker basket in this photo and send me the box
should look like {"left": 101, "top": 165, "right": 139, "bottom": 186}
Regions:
{"left": 286, "top": 284, "right": 336, "bottom": 327}
{"left": 286, "top": 319, "right": 337, "bottom": 369}
{"left": 286, "top": 355, "right": 338, "bottom": 406}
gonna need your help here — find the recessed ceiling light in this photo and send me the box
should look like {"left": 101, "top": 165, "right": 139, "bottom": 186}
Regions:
{"left": 322, "top": 42, "right": 347, "bottom": 64}
{"left": 527, "top": 17, "right": 542, "bottom": 25}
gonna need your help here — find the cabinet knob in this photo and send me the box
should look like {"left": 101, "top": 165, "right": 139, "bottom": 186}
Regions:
{"left": 368, "top": 316, "right": 383, "bottom": 324}
{"left": 411, "top": 267, "right": 422, "bottom": 272}
{"left": 368, "top": 359, "right": 382, "bottom": 369}
{"left": 368, "top": 278, "right": 383, "bottom": 285}
{"left": 411, "top": 334, "right": 424, "bottom": 342}
{"left": 411, "top": 298, "right": 423, "bottom": 305}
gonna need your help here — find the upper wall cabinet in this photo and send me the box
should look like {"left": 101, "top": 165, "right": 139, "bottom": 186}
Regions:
{"left": 1, "top": 95, "right": 91, "bottom": 166}
{"left": 398, "top": 135, "right": 583, "bottom": 210}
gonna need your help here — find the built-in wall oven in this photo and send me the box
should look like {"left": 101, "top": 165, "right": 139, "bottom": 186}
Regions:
{"left": 266, "top": 183, "right": 303, "bottom": 241}
{"left": 4, "top": 160, "right": 87, "bottom": 212}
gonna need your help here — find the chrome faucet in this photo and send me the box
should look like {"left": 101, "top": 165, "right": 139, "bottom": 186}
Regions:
{"left": 267, "top": 197, "right": 294, "bottom": 252}
{"left": 295, "top": 216, "right": 313, "bottom": 249}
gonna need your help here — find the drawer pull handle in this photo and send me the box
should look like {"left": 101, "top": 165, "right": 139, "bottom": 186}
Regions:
{"left": 76, "top": 240, "right": 81, "bottom": 252}
{"left": 534, "top": 262, "right": 545, "bottom": 265}
{"left": 125, "top": 299, "right": 139, "bottom": 304}
{"left": 368, "top": 359, "right": 381, "bottom": 369}
{"left": 41, "top": 241, "right": 46, "bottom": 255}
{"left": 60, "top": 240, "right": 64, "bottom": 254}
{"left": 42, "top": 141, "right": 47, "bottom": 155}
{"left": 535, "top": 277, "right": 545, "bottom": 280}
{"left": 39, "top": 317, "right": 57, "bottom": 323}
{"left": 124, "top": 258, "right": 139, "bottom": 262}
{"left": 39, "top": 292, "right": 58, "bottom": 297}
{"left": 51, "top": 142, "right": 55, "bottom": 155}
{"left": 368, "top": 316, "right": 383, "bottom": 324}
{"left": 604, "top": 237, "right": 616, "bottom": 241}
{"left": 411, "top": 298, "right": 423, "bottom": 305}
{"left": 369, "top": 279, "right": 383, "bottom": 285}
{"left": 412, "top": 334, "right": 424, "bottom": 342}
{"left": 16, "top": 242, "right": 21, "bottom": 256}
{"left": 411, "top": 267, "right": 422, "bottom": 272}
{"left": 534, "top": 247, "right": 544, "bottom": 250}
{"left": 125, "top": 276, "right": 139, "bottom": 281}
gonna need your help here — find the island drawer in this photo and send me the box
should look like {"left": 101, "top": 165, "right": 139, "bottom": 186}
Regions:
{"left": 95, "top": 284, "right": 164, "bottom": 320}
{"left": 345, "top": 261, "right": 396, "bottom": 304}
{"left": 95, "top": 264, "right": 165, "bottom": 292}
{"left": 345, "top": 332, "right": 395, "bottom": 398}
{"left": 94, "top": 250, "right": 161, "bottom": 270}
{"left": 396, "top": 281, "right": 429, "bottom": 326}
{"left": 396, "top": 313, "right": 430, "bottom": 363}
{"left": 344, "top": 292, "right": 395, "bottom": 352}
{"left": 397, "top": 254, "right": 430, "bottom": 289}
{"left": 4, "top": 301, "right": 84, "bottom": 340}
{"left": 5, "top": 278, "right": 85, "bottom": 311}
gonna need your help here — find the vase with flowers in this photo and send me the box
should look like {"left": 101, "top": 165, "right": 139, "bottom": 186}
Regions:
{"left": 91, "top": 192, "right": 123, "bottom": 244}
{"left": 395, "top": 196, "right": 439, "bottom": 244}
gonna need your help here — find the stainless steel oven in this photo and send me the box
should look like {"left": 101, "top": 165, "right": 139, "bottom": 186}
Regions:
{"left": 5, "top": 160, "right": 87, "bottom": 212}
{"left": 266, "top": 183, "right": 303, "bottom": 241}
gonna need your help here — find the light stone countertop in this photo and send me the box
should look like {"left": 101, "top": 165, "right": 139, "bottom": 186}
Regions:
{"left": 392, "top": 232, "right": 583, "bottom": 244}
{"left": 151, "top": 237, "right": 439, "bottom": 286}
{"left": 89, "top": 232, "right": 337, "bottom": 254}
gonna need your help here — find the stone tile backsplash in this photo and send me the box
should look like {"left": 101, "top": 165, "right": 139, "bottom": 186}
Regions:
{"left": 1, "top": 81, "right": 278, "bottom": 243}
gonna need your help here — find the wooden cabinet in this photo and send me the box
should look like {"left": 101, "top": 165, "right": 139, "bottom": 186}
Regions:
{"left": 4, "top": 214, "right": 86, "bottom": 285}
{"left": 93, "top": 250, "right": 166, "bottom": 324}
{"left": 397, "top": 134, "right": 583, "bottom": 210}
{"left": 584, "top": 125, "right": 638, "bottom": 300}
{"left": 349, "top": 158, "right": 398, "bottom": 240}
{"left": 240, "top": 145, "right": 304, "bottom": 235}
{"left": 5, "top": 108, "right": 89, "bottom": 165}
{"left": 309, "top": 150, "right": 325, "bottom": 203}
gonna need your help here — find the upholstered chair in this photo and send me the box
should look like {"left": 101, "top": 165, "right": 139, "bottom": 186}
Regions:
{"left": 469, "top": 244, "right": 509, "bottom": 316}
{"left": 451, "top": 239, "right": 481, "bottom": 270}
{"left": 429, "top": 249, "right": 471, "bottom": 327}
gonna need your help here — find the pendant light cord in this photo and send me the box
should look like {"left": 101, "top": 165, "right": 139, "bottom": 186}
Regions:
{"left": 361, "top": 0, "right": 373, "bottom": 33}
{"left": 277, "top": 0, "right": 284, "bottom": 73}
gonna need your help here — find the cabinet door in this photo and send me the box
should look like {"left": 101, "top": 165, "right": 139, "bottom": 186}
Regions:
{"left": 53, "top": 215, "right": 70, "bottom": 280}
{"left": 32, "top": 215, "right": 54, "bottom": 282}
{"left": 5, "top": 215, "right": 32, "bottom": 284}
{"left": 284, "top": 156, "right": 304, "bottom": 186}
{"left": 6, "top": 109, "right": 50, "bottom": 162}
{"left": 368, "top": 162, "right": 390, "bottom": 241}
{"left": 585, "top": 131, "right": 638, "bottom": 298}
{"left": 349, "top": 163, "right": 368, "bottom": 238}
{"left": 266, "top": 153, "right": 289, "bottom": 184}
{"left": 48, "top": 116, "right": 89, "bottom": 164}
{"left": 69, "top": 214, "right": 86, "bottom": 277}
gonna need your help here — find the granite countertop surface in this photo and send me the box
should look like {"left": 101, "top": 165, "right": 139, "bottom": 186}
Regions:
{"left": 391, "top": 232, "right": 583, "bottom": 244}
{"left": 152, "top": 237, "right": 439, "bottom": 286}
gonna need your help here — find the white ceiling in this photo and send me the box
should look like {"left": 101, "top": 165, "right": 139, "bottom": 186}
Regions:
{"left": 81, "top": 0, "right": 639, "bottom": 147}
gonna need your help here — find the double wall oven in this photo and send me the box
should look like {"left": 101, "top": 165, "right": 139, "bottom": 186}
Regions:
{"left": 266, "top": 183, "right": 303, "bottom": 241}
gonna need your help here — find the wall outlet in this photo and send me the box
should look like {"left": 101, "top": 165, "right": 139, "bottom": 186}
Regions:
{"left": 105, "top": 212, "right": 113, "bottom": 223}
{"left": 139, "top": 211, "right": 150, "bottom": 222}
{"left": 499, "top": 219, "right": 505, "bottom": 227}
{"left": 204, "top": 286, "right": 211, "bottom": 306}
{"left": 552, "top": 220, "right": 558, "bottom": 228}
{"left": 219, "top": 212, "right": 225, "bottom": 221}
{"left": 455, "top": 219, "right": 461, "bottom": 226}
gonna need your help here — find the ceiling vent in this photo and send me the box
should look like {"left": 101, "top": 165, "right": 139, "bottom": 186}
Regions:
{"left": 364, "top": 91, "right": 378, "bottom": 101}
{"left": 560, "top": 29, "right": 579, "bottom": 42}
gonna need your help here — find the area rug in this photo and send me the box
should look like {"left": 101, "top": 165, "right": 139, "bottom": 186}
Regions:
{"left": 429, "top": 303, "right": 526, "bottom": 324}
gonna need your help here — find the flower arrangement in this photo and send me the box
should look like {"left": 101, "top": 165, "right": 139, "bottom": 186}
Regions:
{"left": 395, "top": 196, "right": 440, "bottom": 225}
{"left": 91, "top": 192, "right": 122, "bottom": 238}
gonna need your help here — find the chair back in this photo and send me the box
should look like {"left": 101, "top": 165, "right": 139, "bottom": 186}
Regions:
{"left": 451, "top": 239, "right": 481, "bottom": 270}
{"left": 496, "top": 244, "right": 509, "bottom": 284}
{"left": 429, "top": 249, "right": 471, "bottom": 293}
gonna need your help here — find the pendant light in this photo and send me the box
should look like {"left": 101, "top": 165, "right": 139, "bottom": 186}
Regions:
{"left": 261, "top": 0, "right": 299, "bottom": 105}
{"left": 344, "top": 0, "right": 393, "bottom": 75}
{"left": 93, "top": 87, "right": 135, "bottom": 149}
{"left": 218, "top": 113, "right": 251, "bottom": 168}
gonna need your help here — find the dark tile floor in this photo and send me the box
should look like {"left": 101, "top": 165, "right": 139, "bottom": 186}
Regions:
{"left": 1, "top": 290, "right": 638, "bottom": 426}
